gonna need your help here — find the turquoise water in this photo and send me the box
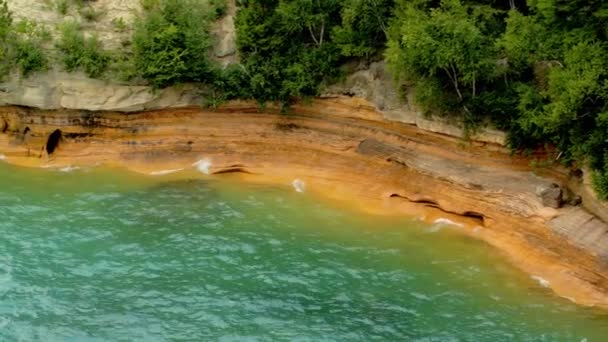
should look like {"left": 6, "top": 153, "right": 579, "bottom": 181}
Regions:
{"left": 0, "top": 164, "right": 607, "bottom": 341}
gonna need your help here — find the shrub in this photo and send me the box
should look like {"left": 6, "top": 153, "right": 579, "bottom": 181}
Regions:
{"left": 140, "top": 0, "right": 159, "bottom": 11}
{"left": 0, "top": 0, "right": 9, "bottom": 39}
{"left": 202, "top": 64, "right": 251, "bottom": 108}
{"left": 209, "top": 0, "right": 227, "bottom": 17}
{"left": 55, "top": 0, "right": 69, "bottom": 15}
{"left": 0, "top": 5, "right": 49, "bottom": 78}
{"left": 235, "top": 0, "right": 344, "bottom": 105}
{"left": 112, "top": 17, "right": 128, "bottom": 32}
{"left": 593, "top": 168, "right": 608, "bottom": 200}
{"left": 11, "top": 20, "right": 50, "bottom": 76}
{"left": 56, "top": 21, "right": 110, "bottom": 78}
{"left": 132, "top": 0, "right": 219, "bottom": 88}
{"left": 79, "top": 6, "right": 103, "bottom": 22}
{"left": 14, "top": 39, "right": 47, "bottom": 76}
{"left": 0, "top": 0, "right": 11, "bottom": 78}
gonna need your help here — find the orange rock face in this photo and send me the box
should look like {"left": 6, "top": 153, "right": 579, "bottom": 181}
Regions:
{"left": 1, "top": 99, "right": 608, "bottom": 308}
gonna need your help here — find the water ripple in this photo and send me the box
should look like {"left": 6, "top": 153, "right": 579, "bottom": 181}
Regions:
{"left": 0, "top": 174, "right": 606, "bottom": 341}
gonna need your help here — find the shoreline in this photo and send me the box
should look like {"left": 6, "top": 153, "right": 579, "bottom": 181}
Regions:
{"left": 1, "top": 100, "right": 608, "bottom": 308}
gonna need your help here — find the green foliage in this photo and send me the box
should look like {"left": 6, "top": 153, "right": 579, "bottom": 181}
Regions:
{"left": 79, "top": 5, "right": 103, "bottom": 22}
{"left": 387, "top": 0, "right": 501, "bottom": 122}
{"left": 13, "top": 40, "right": 47, "bottom": 76}
{"left": 591, "top": 144, "right": 608, "bottom": 200}
{"left": 112, "top": 17, "right": 128, "bottom": 32}
{"left": 236, "top": 0, "right": 341, "bottom": 104}
{"left": 55, "top": 0, "right": 69, "bottom": 15}
{"left": 497, "top": 10, "right": 548, "bottom": 72}
{"left": 201, "top": 64, "right": 250, "bottom": 108}
{"left": 0, "top": 0, "right": 10, "bottom": 40}
{"left": 0, "top": 0, "right": 11, "bottom": 78}
{"left": 593, "top": 169, "right": 608, "bottom": 200}
{"left": 209, "top": 0, "right": 227, "bottom": 17}
{"left": 0, "top": 4, "right": 48, "bottom": 78}
{"left": 235, "top": 0, "right": 390, "bottom": 105}
{"left": 12, "top": 21, "right": 49, "bottom": 76}
{"left": 56, "top": 21, "right": 110, "bottom": 78}
{"left": 140, "top": 0, "right": 159, "bottom": 11}
{"left": 332, "top": 0, "right": 393, "bottom": 58}
{"left": 131, "top": 0, "right": 219, "bottom": 88}
{"left": 387, "top": 0, "right": 608, "bottom": 198}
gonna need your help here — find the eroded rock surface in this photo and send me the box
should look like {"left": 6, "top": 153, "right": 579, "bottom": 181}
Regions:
{"left": 550, "top": 207, "right": 608, "bottom": 264}
{"left": 537, "top": 184, "right": 564, "bottom": 209}
{"left": 0, "top": 71, "right": 205, "bottom": 112}
{"left": 7, "top": 0, "right": 138, "bottom": 50}
{"left": 324, "top": 61, "right": 507, "bottom": 145}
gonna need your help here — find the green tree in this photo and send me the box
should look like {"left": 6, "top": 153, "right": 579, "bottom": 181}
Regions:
{"left": 132, "top": 0, "right": 218, "bottom": 88}
{"left": 236, "top": 0, "right": 343, "bottom": 105}
{"left": 386, "top": 0, "right": 499, "bottom": 119}
{"left": 332, "top": 0, "right": 393, "bottom": 58}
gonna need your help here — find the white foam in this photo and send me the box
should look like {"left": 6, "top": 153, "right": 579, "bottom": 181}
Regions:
{"left": 411, "top": 292, "right": 431, "bottom": 301}
{"left": 433, "top": 218, "right": 464, "bottom": 228}
{"left": 193, "top": 158, "right": 212, "bottom": 175}
{"left": 426, "top": 224, "right": 443, "bottom": 233}
{"left": 0, "top": 154, "right": 5, "bottom": 161}
{"left": 150, "top": 168, "right": 184, "bottom": 176}
{"left": 531, "top": 275, "right": 550, "bottom": 288}
{"left": 292, "top": 179, "right": 305, "bottom": 193}
{"left": 0, "top": 317, "right": 9, "bottom": 329}
{"left": 59, "top": 166, "right": 80, "bottom": 172}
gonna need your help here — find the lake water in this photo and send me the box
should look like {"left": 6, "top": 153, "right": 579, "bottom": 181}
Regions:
{"left": 0, "top": 163, "right": 607, "bottom": 341}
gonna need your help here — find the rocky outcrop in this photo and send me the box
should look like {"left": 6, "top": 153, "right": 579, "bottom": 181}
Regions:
{"left": 0, "top": 71, "right": 205, "bottom": 112}
{"left": 7, "top": 0, "right": 138, "bottom": 50}
{"left": 323, "top": 61, "right": 507, "bottom": 146}
{"left": 1, "top": 98, "right": 608, "bottom": 308}
{"left": 537, "top": 183, "right": 564, "bottom": 209}
{"left": 211, "top": 0, "right": 238, "bottom": 66}
{"left": 569, "top": 170, "right": 608, "bottom": 223}
{"left": 550, "top": 207, "right": 608, "bottom": 264}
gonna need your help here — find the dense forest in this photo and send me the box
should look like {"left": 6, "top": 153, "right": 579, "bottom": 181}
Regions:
{"left": 0, "top": 0, "right": 607, "bottom": 199}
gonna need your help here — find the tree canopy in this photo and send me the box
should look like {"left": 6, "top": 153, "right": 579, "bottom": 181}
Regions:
{"left": 386, "top": 0, "right": 608, "bottom": 199}
{"left": 234, "top": 0, "right": 392, "bottom": 105}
